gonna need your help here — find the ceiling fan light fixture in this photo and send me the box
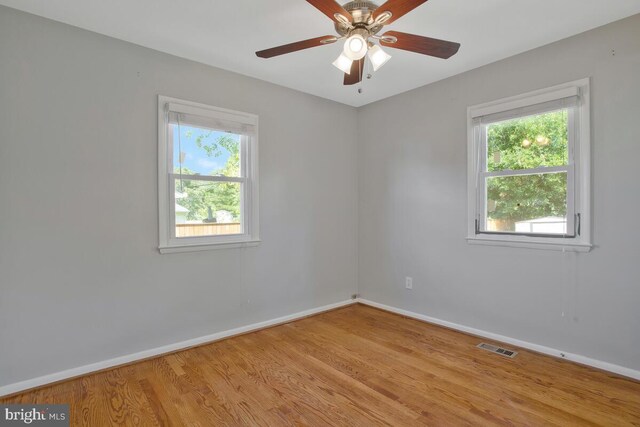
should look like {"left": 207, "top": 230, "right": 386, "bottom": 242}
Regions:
{"left": 343, "top": 34, "right": 368, "bottom": 60}
{"left": 332, "top": 53, "right": 353, "bottom": 74}
{"left": 368, "top": 44, "right": 391, "bottom": 71}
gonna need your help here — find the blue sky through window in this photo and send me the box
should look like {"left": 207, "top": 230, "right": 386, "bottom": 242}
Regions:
{"left": 172, "top": 125, "right": 238, "bottom": 175}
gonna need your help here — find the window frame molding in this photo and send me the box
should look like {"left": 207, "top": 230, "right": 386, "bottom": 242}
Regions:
{"left": 466, "top": 79, "right": 592, "bottom": 252}
{"left": 158, "top": 95, "right": 260, "bottom": 254}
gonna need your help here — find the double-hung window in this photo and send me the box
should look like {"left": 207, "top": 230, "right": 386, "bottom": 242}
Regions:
{"left": 467, "top": 79, "right": 591, "bottom": 251}
{"left": 158, "top": 96, "right": 259, "bottom": 253}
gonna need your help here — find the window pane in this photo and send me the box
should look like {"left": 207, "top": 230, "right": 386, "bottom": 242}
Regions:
{"left": 172, "top": 124, "right": 241, "bottom": 177}
{"left": 487, "top": 109, "right": 568, "bottom": 172}
{"left": 174, "top": 179, "right": 242, "bottom": 237}
{"left": 486, "top": 172, "right": 567, "bottom": 234}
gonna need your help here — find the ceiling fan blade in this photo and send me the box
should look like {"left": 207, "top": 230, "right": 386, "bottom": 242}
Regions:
{"left": 380, "top": 31, "right": 460, "bottom": 59}
{"left": 372, "top": 0, "right": 429, "bottom": 25}
{"left": 344, "top": 58, "right": 365, "bottom": 85}
{"left": 256, "top": 35, "right": 337, "bottom": 58}
{"left": 306, "top": 0, "right": 352, "bottom": 23}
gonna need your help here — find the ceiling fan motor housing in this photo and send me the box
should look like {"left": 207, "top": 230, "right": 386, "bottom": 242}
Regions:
{"left": 335, "top": 1, "right": 383, "bottom": 36}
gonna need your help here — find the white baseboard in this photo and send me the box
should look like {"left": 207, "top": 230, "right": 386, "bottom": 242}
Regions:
{"left": 4, "top": 297, "right": 636, "bottom": 397}
{"left": 357, "top": 299, "right": 640, "bottom": 381}
{"left": 0, "top": 299, "right": 355, "bottom": 397}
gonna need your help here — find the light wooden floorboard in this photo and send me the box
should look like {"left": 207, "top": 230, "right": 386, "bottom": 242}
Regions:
{"left": 2, "top": 304, "right": 639, "bottom": 426}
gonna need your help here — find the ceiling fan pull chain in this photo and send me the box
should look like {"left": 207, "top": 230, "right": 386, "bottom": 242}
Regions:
{"left": 357, "top": 57, "right": 365, "bottom": 94}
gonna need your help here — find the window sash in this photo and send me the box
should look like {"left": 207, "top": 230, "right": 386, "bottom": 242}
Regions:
{"left": 475, "top": 107, "right": 577, "bottom": 238}
{"left": 167, "top": 127, "right": 252, "bottom": 244}
{"left": 169, "top": 179, "right": 246, "bottom": 241}
{"left": 478, "top": 172, "right": 576, "bottom": 238}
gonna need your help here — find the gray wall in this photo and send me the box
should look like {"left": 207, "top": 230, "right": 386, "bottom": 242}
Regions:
{"left": 358, "top": 14, "right": 640, "bottom": 371}
{"left": 0, "top": 6, "right": 358, "bottom": 387}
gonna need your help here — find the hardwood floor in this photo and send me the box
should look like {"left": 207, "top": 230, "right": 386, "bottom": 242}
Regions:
{"left": 2, "top": 304, "right": 640, "bottom": 426}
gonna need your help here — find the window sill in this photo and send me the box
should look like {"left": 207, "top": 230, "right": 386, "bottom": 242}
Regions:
{"left": 466, "top": 236, "right": 591, "bottom": 252}
{"left": 159, "top": 239, "right": 261, "bottom": 254}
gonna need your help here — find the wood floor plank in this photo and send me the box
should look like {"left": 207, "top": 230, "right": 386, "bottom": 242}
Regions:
{"left": 231, "top": 332, "right": 422, "bottom": 426}
{"left": 263, "top": 323, "right": 483, "bottom": 424}
{"left": 293, "top": 313, "right": 595, "bottom": 426}
{"left": 2, "top": 304, "right": 639, "bottom": 426}
{"left": 260, "top": 327, "right": 464, "bottom": 426}
{"left": 327, "top": 305, "right": 640, "bottom": 422}
{"left": 282, "top": 319, "right": 571, "bottom": 426}
{"left": 210, "top": 339, "right": 355, "bottom": 426}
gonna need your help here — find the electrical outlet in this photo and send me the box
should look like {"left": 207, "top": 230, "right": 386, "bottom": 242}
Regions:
{"left": 405, "top": 277, "right": 413, "bottom": 290}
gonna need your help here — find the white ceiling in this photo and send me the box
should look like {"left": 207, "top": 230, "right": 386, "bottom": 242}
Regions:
{"left": 2, "top": 0, "right": 639, "bottom": 107}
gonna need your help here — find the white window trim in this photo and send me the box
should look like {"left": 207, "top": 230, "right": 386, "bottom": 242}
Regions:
{"left": 158, "top": 96, "right": 260, "bottom": 254}
{"left": 466, "top": 79, "right": 591, "bottom": 252}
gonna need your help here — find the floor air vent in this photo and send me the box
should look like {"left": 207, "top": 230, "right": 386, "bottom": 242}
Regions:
{"left": 477, "top": 343, "right": 518, "bottom": 358}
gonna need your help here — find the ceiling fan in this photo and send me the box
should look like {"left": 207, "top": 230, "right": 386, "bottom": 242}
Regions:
{"left": 256, "top": 0, "right": 461, "bottom": 86}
